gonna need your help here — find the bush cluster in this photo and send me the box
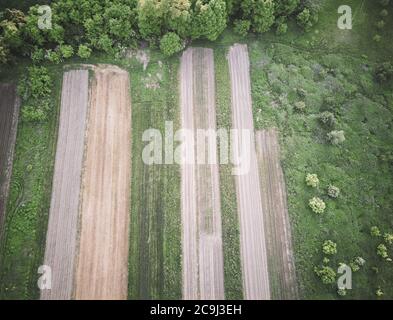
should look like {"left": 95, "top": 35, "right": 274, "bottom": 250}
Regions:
{"left": 18, "top": 66, "right": 53, "bottom": 122}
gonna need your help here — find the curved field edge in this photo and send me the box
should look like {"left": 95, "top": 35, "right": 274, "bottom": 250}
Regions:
{"left": 0, "top": 66, "right": 62, "bottom": 299}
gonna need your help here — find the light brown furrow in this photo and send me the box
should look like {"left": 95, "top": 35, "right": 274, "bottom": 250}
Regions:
{"left": 180, "top": 48, "right": 225, "bottom": 300}
{"left": 228, "top": 44, "right": 271, "bottom": 300}
{"left": 255, "top": 129, "right": 298, "bottom": 300}
{"left": 75, "top": 65, "right": 131, "bottom": 300}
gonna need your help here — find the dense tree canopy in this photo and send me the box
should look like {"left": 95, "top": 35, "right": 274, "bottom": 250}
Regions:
{"left": 0, "top": 0, "right": 319, "bottom": 61}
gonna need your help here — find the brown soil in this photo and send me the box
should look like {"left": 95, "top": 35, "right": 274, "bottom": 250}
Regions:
{"left": 256, "top": 129, "right": 298, "bottom": 300}
{"left": 180, "top": 48, "right": 225, "bottom": 300}
{"left": 74, "top": 65, "right": 131, "bottom": 300}
{"left": 228, "top": 44, "right": 271, "bottom": 300}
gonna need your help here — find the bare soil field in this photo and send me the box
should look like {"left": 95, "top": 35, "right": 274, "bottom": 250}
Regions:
{"left": 228, "top": 44, "right": 270, "bottom": 300}
{"left": 0, "top": 83, "right": 20, "bottom": 235}
{"left": 75, "top": 65, "right": 131, "bottom": 300}
{"left": 180, "top": 48, "right": 225, "bottom": 299}
{"left": 256, "top": 129, "right": 298, "bottom": 300}
{"left": 40, "top": 70, "right": 89, "bottom": 300}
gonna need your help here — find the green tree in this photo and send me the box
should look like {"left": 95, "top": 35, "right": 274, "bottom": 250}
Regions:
{"left": 252, "top": 0, "right": 275, "bottom": 33}
{"left": 233, "top": 19, "right": 251, "bottom": 37}
{"left": 167, "top": 0, "right": 192, "bottom": 37}
{"left": 77, "top": 44, "right": 92, "bottom": 59}
{"left": 296, "top": 7, "right": 318, "bottom": 31}
{"left": 274, "top": 0, "right": 300, "bottom": 16}
{"left": 59, "top": 44, "right": 73, "bottom": 59}
{"left": 137, "top": 0, "right": 166, "bottom": 39}
{"left": 191, "top": 0, "right": 227, "bottom": 41}
{"left": 160, "top": 32, "right": 184, "bottom": 56}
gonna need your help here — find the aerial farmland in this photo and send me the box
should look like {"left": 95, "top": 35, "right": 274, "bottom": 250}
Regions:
{"left": 0, "top": 0, "right": 393, "bottom": 302}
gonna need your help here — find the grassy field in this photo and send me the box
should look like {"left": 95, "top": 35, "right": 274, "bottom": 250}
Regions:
{"left": 126, "top": 51, "right": 182, "bottom": 300}
{"left": 214, "top": 47, "right": 243, "bottom": 300}
{"left": 0, "top": 63, "right": 61, "bottom": 299}
{"left": 1, "top": 0, "right": 392, "bottom": 300}
{"left": 247, "top": 0, "right": 393, "bottom": 299}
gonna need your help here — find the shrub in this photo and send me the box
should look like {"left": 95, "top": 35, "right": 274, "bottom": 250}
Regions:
{"left": 59, "top": 44, "right": 74, "bottom": 59}
{"left": 309, "top": 197, "right": 326, "bottom": 214}
{"left": 276, "top": 22, "right": 288, "bottom": 35}
{"left": 323, "top": 257, "right": 330, "bottom": 264}
{"left": 294, "top": 101, "right": 306, "bottom": 112}
{"left": 337, "top": 288, "right": 347, "bottom": 296}
{"left": 373, "top": 34, "right": 382, "bottom": 43}
{"left": 160, "top": 32, "right": 184, "bottom": 57}
{"left": 233, "top": 20, "right": 251, "bottom": 37}
{"left": 354, "top": 256, "right": 366, "bottom": 267}
{"left": 371, "top": 226, "right": 382, "bottom": 237}
{"left": 380, "top": 9, "right": 388, "bottom": 17}
{"left": 322, "top": 240, "right": 337, "bottom": 255}
{"left": 31, "top": 47, "right": 45, "bottom": 63}
{"left": 314, "top": 266, "right": 336, "bottom": 284}
{"left": 46, "top": 49, "right": 62, "bottom": 64}
{"left": 319, "top": 111, "right": 336, "bottom": 127}
{"left": 377, "top": 244, "right": 389, "bottom": 260}
{"left": 327, "top": 130, "right": 345, "bottom": 145}
{"left": 384, "top": 233, "right": 393, "bottom": 245}
{"left": 18, "top": 66, "right": 53, "bottom": 122}
{"left": 21, "top": 104, "right": 47, "bottom": 122}
{"left": 350, "top": 257, "right": 365, "bottom": 272}
{"left": 349, "top": 261, "right": 360, "bottom": 272}
{"left": 297, "top": 8, "right": 318, "bottom": 31}
{"left": 27, "top": 66, "right": 52, "bottom": 98}
{"left": 376, "top": 20, "right": 386, "bottom": 30}
{"left": 375, "top": 62, "right": 393, "bottom": 83}
{"left": 77, "top": 44, "right": 92, "bottom": 59}
{"left": 376, "top": 287, "right": 384, "bottom": 297}
{"left": 306, "top": 173, "right": 319, "bottom": 188}
{"left": 327, "top": 185, "right": 340, "bottom": 198}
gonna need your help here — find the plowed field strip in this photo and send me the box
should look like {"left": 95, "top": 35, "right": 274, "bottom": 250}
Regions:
{"left": 228, "top": 44, "right": 270, "bottom": 300}
{"left": 75, "top": 65, "right": 131, "bottom": 300}
{"left": 256, "top": 129, "right": 298, "bottom": 300}
{"left": 40, "top": 70, "right": 89, "bottom": 300}
{"left": 180, "top": 48, "right": 225, "bottom": 300}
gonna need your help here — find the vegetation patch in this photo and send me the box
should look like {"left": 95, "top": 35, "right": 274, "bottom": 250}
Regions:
{"left": 0, "top": 64, "right": 61, "bottom": 299}
{"left": 128, "top": 52, "right": 181, "bottom": 299}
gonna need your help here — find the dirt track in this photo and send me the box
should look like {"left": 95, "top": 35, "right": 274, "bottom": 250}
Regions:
{"left": 0, "top": 83, "right": 19, "bottom": 235}
{"left": 256, "top": 129, "right": 298, "bottom": 299}
{"left": 75, "top": 65, "right": 131, "bottom": 300}
{"left": 180, "top": 48, "right": 225, "bottom": 299}
{"left": 40, "top": 70, "right": 89, "bottom": 300}
{"left": 228, "top": 44, "right": 270, "bottom": 300}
